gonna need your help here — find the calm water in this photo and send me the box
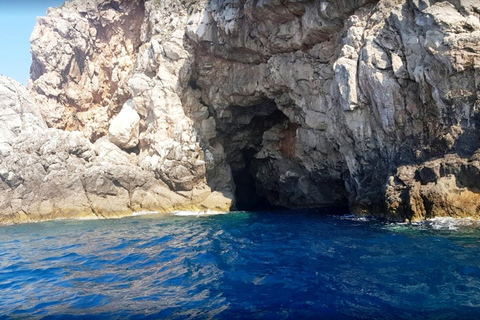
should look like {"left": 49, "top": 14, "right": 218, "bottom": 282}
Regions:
{"left": 1, "top": 210, "right": 480, "bottom": 319}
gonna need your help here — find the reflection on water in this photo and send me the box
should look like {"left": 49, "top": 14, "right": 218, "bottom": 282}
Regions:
{"left": 0, "top": 211, "right": 480, "bottom": 319}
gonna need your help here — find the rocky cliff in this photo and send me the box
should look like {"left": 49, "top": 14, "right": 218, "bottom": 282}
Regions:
{"left": 0, "top": 75, "right": 229, "bottom": 225}
{"left": 1, "top": 0, "right": 480, "bottom": 224}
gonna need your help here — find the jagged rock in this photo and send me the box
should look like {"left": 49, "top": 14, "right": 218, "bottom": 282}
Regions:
{"left": 184, "top": 0, "right": 480, "bottom": 220}
{"left": 28, "top": 0, "right": 145, "bottom": 140}
{"left": 0, "top": 77, "right": 47, "bottom": 156}
{"left": 0, "top": 75, "right": 231, "bottom": 225}
{"left": 1, "top": 0, "right": 479, "bottom": 224}
{"left": 385, "top": 155, "right": 480, "bottom": 221}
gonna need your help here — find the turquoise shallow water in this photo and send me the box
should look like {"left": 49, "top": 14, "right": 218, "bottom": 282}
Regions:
{"left": 1, "top": 210, "right": 480, "bottom": 319}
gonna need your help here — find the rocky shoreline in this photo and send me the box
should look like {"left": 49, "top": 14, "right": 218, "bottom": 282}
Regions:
{"left": 0, "top": 77, "right": 231, "bottom": 226}
{"left": 1, "top": 0, "right": 480, "bottom": 224}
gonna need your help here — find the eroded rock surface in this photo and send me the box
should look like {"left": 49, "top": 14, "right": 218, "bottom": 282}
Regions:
{"left": 0, "top": 77, "right": 47, "bottom": 157}
{"left": 386, "top": 154, "right": 480, "bottom": 221}
{"left": 1, "top": 0, "right": 480, "bottom": 223}
{"left": 183, "top": 0, "right": 480, "bottom": 221}
{"left": 28, "top": 0, "right": 144, "bottom": 140}
{"left": 0, "top": 76, "right": 230, "bottom": 225}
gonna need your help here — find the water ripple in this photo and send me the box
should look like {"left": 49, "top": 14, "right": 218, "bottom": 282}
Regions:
{"left": 0, "top": 212, "right": 479, "bottom": 318}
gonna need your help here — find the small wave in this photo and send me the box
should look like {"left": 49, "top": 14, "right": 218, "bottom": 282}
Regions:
{"left": 337, "top": 214, "right": 373, "bottom": 222}
{"left": 173, "top": 210, "right": 227, "bottom": 217}
{"left": 72, "top": 216, "right": 104, "bottom": 221}
{"left": 417, "top": 217, "right": 480, "bottom": 231}
{"left": 387, "top": 217, "right": 480, "bottom": 231}
{"left": 132, "top": 211, "right": 159, "bottom": 217}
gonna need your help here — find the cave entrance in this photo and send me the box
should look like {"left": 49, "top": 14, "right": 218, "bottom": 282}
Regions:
{"left": 232, "top": 148, "right": 272, "bottom": 211}
{"left": 214, "top": 100, "right": 293, "bottom": 211}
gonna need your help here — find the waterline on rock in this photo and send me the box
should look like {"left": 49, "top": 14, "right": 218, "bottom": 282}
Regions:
{"left": 131, "top": 210, "right": 160, "bottom": 216}
{"left": 172, "top": 210, "right": 228, "bottom": 217}
{"left": 386, "top": 217, "right": 480, "bottom": 231}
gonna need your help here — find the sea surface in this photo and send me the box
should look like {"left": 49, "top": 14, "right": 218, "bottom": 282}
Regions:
{"left": 1, "top": 210, "right": 480, "bottom": 319}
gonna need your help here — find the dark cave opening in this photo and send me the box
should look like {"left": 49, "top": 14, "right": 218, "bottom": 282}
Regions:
{"left": 215, "top": 101, "right": 291, "bottom": 211}
{"left": 232, "top": 148, "right": 273, "bottom": 211}
{"left": 199, "top": 93, "right": 350, "bottom": 212}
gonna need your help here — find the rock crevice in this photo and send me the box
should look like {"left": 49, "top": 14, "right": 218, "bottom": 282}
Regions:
{"left": 1, "top": 0, "right": 480, "bottom": 223}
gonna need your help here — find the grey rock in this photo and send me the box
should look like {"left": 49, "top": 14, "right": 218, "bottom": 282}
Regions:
{"left": 108, "top": 100, "right": 140, "bottom": 149}
{"left": 2, "top": 0, "right": 480, "bottom": 223}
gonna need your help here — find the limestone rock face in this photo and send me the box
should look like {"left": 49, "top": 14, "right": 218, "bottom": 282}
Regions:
{"left": 0, "top": 77, "right": 47, "bottom": 156}
{"left": 181, "top": 0, "right": 480, "bottom": 220}
{"left": 108, "top": 99, "right": 140, "bottom": 149}
{"left": 385, "top": 154, "right": 480, "bottom": 221}
{"left": 0, "top": 76, "right": 230, "bottom": 225}
{"left": 1, "top": 0, "right": 480, "bottom": 223}
{"left": 28, "top": 0, "right": 144, "bottom": 140}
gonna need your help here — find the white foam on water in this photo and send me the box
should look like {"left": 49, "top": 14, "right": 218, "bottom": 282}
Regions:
{"left": 387, "top": 216, "right": 480, "bottom": 231}
{"left": 132, "top": 211, "right": 159, "bottom": 217}
{"left": 173, "top": 210, "right": 228, "bottom": 217}
{"left": 422, "top": 217, "right": 479, "bottom": 230}
{"left": 74, "top": 216, "right": 104, "bottom": 221}
{"left": 337, "top": 214, "right": 373, "bottom": 222}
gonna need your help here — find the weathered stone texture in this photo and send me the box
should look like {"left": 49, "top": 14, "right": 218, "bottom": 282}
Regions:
{"left": 1, "top": 0, "right": 480, "bottom": 223}
{"left": 0, "top": 76, "right": 230, "bottom": 225}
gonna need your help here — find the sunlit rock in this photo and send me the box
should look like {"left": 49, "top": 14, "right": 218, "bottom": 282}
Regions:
{"left": 0, "top": 0, "right": 479, "bottom": 223}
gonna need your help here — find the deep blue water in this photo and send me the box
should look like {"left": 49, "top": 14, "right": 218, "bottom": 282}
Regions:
{"left": 1, "top": 210, "right": 480, "bottom": 319}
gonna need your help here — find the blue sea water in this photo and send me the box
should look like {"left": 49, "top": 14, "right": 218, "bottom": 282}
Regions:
{"left": 1, "top": 210, "right": 480, "bottom": 319}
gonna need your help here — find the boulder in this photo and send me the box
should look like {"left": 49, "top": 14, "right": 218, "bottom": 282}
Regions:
{"left": 108, "top": 100, "right": 140, "bottom": 149}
